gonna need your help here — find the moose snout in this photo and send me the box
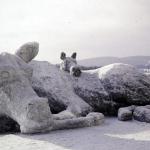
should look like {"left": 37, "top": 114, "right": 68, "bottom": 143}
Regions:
{"left": 20, "top": 97, "right": 53, "bottom": 133}
{"left": 70, "top": 66, "right": 82, "bottom": 77}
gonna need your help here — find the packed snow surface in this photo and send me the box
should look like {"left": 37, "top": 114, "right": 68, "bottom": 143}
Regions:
{"left": 0, "top": 118, "right": 150, "bottom": 150}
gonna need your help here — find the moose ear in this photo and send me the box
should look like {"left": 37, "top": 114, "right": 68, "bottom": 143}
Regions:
{"left": 71, "top": 52, "right": 77, "bottom": 59}
{"left": 60, "top": 52, "right": 66, "bottom": 60}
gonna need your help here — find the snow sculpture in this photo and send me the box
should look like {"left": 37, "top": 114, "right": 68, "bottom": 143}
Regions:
{"left": 0, "top": 42, "right": 104, "bottom": 133}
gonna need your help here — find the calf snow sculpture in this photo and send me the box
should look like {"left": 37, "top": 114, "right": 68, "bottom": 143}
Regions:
{"left": 0, "top": 42, "right": 104, "bottom": 134}
{"left": 30, "top": 52, "right": 150, "bottom": 116}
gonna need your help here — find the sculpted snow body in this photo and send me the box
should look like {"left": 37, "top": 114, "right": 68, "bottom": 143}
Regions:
{"left": 30, "top": 60, "right": 110, "bottom": 115}
{"left": 0, "top": 42, "right": 104, "bottom": 134}
{"left": 30, "top": 51, "right": 110, "bottom": 115}
{"left": 30, "top": 51, "right": 150, "bottom": 116}
{"left": 30, "top": 61, "right": 93, "bottom": 115}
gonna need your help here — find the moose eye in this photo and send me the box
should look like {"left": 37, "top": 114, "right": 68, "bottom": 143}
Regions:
{"left": 0, "top": 66, "right": 17, "bottom": 84}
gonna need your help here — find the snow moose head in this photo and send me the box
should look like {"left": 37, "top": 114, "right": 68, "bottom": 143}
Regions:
{"left": 60, "top": 52, "right": 82, "bottom": 77}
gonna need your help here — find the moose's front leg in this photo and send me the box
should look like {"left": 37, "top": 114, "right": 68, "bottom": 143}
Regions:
{"left": 52, "top": 112, "right": 104, "bottom": 131}
{"left": 19, "top": 98, "right": 54, "bottom": 134}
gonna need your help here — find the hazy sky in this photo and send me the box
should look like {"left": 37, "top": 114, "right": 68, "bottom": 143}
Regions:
{"left": 0, "top": 0, "right": 150, "bottom": 63}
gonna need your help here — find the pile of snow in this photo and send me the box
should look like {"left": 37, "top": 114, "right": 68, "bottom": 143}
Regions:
{"left": 133, "top": 105, "right": 150, "bottom": 123}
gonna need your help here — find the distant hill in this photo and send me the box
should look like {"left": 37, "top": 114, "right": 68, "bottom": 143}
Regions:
{"left": 78, "top": 56, "right": 150, "bottom": 68}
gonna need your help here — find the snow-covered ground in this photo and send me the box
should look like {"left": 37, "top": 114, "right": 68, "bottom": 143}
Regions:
{"left": 0, "top": 118, "right": 150, "bottom": 150}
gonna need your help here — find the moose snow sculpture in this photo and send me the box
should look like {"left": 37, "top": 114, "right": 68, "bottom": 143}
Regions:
{"left": 0, "top": 42, "right": 104, "bottom": 134}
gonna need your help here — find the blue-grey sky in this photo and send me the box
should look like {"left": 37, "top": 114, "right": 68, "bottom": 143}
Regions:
{"left": 0, "top": 0, "right": 150, "bottom": 63}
